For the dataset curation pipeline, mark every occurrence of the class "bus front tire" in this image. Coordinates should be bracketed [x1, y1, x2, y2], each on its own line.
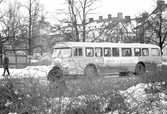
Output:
[135, 63, 146, 75]
[84, 65, 98, 77]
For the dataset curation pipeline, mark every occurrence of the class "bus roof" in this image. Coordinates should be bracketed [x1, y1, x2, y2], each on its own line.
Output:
[53, 42, 160, 49]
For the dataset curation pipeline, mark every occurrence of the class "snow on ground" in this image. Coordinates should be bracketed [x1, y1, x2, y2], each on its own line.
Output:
[120, 83, 167, 113]
[0, 65, 53, 78]
[0, 65, 167, 113]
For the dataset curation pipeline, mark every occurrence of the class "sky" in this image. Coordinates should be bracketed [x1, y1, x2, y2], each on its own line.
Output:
[2, 0, 167, 22]
[39, 0, 162, 20]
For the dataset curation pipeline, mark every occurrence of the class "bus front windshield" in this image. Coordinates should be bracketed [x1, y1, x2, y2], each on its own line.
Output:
[53, 48, 71, 58]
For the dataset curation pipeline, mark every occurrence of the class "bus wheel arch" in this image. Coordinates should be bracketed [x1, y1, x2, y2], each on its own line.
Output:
[84, 64, 98, 77]
[135, 62, 146, 75]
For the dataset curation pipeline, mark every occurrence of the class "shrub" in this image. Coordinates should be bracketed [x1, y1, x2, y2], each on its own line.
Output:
[0, 78, 31, 114]
[140, 70, 167, 95]
[0, 71, 143, 114]
[125, 70, 167, 113]
[0, 77, 51, 114]
[141, 70, 167, 84]
[64, 99, 101, 114]
[104, 91, 129, 113]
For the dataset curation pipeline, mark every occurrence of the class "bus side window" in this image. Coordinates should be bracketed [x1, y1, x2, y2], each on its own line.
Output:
[73, 48, 77, 56]
[134, 48, 141, 56]
[112, 48, 119, 57]
[73, 48, 83, 57]
[95, 47, 103, 57]
[122, 48, 132, 56]
[142, 48, 149, 56]
[86, 47, 94, 57]
[104, 48, 111, 57]
[151, 48, 160, 56]
[78, 48, 82, 56]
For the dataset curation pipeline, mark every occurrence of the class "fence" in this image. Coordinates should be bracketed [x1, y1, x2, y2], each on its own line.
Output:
[0, 54, 28, 69]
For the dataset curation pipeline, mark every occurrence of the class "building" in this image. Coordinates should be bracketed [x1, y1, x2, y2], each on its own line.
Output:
[85, 12, 136, 43]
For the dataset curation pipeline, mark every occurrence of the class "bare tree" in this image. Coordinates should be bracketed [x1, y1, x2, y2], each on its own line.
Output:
[0, 0, 9, 62]
[148, 1, 167, 54]
[55, 0, 99, 42]
[0, 1, 23, 51]
[0, 0, 5, 19]
[131, 1, 167, 54]
[21, 0, 45, 61]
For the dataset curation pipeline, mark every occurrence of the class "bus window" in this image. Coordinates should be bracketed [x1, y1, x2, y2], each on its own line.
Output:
[73, 48, 83, 57]
[73, 48, 77, 56]
[134, 48, 141, 56]
[112, 48, 119, 57]
[78, 48, 82, 56]
[95, 47, 103, 57]
[53, 48, 71, 58]
[86, 47, 94, 57]
[122, 48, 132, 56]
[104, 48, 111, 57]
[151, 48, 160, 56]
[142, 48, 149, 56]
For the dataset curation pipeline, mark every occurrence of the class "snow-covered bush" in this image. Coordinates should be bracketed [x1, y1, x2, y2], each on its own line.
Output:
[0, 78, 32, 114]
[0, 77, 51, 114]
[140, 70, 167, 90]
[1, 65, 167, 114]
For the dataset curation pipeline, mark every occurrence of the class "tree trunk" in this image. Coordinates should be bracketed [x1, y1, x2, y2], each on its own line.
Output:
[0, 42, 2, 63]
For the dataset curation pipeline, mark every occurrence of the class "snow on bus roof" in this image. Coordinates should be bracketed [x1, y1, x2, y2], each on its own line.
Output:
[53, 42, 159, 48]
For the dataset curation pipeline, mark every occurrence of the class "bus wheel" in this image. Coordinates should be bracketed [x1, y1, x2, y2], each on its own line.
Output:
[84, 65, 98, 77]
[135, 63, 146, 75]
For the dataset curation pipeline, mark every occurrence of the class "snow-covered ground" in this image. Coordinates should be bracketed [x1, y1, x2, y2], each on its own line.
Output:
[0, 65, 53, 79]
[0, 65, 167, 114]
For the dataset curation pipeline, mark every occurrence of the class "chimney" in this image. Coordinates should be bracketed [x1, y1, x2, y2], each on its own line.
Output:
[108, 14, 112, 20]
[89, 18, 94, 22]
[117, 12, 123, 19]
[99, 16, 103, 21]
[157, 0, 165, 7]
[125, 16, 131, 22]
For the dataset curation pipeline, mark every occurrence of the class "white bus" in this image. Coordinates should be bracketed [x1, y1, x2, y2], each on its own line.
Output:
[51, 42, 162, 77]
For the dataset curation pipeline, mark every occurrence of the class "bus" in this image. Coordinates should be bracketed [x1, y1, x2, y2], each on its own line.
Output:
[50, 42, 162, 77]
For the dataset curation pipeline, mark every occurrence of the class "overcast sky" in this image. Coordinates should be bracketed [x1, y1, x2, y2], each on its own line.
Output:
[2, 0, 167, 22]
[40, 0, 161, 19]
